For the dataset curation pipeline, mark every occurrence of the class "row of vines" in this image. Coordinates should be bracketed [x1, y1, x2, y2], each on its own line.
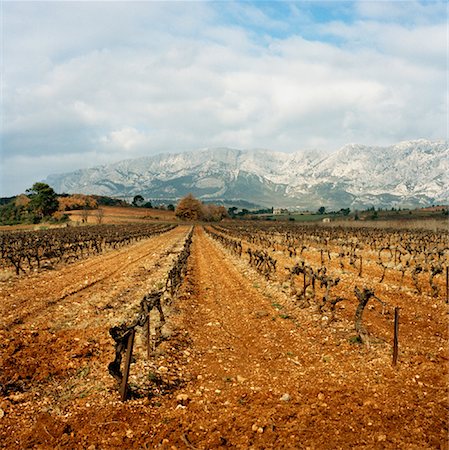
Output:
[108, 227, 194, 400]
[206, 221, 448, 343]
[0, 223, 176, 274]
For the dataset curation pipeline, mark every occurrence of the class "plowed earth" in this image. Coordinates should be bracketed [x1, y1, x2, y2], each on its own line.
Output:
[0, 225, 447, 449]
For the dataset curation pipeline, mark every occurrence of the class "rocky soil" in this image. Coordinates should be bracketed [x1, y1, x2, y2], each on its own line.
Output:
[0, 225, 447, 449]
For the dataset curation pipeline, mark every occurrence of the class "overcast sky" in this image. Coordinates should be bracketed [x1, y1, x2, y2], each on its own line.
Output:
[1, 0, 447, 196]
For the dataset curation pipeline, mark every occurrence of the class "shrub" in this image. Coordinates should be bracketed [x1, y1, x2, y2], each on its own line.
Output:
[175, 194, 228, 221]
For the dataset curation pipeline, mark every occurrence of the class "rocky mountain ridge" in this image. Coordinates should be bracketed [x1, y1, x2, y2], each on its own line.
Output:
[46, 139, 448, 209]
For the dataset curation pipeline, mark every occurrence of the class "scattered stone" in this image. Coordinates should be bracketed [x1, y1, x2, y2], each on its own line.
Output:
[158, 366, 168, 373]
[0, 409, 4, 419]
[126, 428, 134, 439]
[236, 375, 246, 383]
[9, 393, 25, 403]
[317, 392, 325, 401]
[377, 434, 387, 442]
[280, 393, 291, 402]
[176, 394, 189, 405]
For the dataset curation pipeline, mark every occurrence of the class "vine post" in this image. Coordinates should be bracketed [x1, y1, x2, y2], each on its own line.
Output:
[392, 307, 399, 366]
[120, 329, 135, 401]
[147, 314, 151, 359]
[446, 266, 449, 303]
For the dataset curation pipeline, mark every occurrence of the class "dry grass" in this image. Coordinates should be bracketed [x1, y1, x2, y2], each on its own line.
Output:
[64, 206, 176, 224]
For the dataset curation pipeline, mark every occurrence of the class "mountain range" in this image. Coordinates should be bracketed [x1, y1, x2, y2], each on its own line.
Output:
[46, 139, 448, 210]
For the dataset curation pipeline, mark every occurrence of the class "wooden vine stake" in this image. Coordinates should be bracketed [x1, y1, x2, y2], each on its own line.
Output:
[446, 266, 448, 304]
[120, 329, 135, 401]
[147, 314, 151, 359]
[392, 307, 399, 366]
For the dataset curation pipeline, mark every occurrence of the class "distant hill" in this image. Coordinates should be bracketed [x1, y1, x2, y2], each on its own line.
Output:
[45, 139, 448, 210]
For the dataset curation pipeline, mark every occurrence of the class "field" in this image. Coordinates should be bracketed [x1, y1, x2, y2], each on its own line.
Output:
[66, 206, 176, 225]
[264, 206, 448, 226]
[0, 211, 447, 449]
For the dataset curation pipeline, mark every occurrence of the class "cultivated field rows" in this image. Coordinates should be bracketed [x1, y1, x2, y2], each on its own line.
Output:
[0, 222, 447, 448]
[208, 223, 448, 334]
[0, 225, 192, 447]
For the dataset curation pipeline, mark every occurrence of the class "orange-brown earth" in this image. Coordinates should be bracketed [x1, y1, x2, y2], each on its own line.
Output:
[67, 206, 176, 225]
[0, 225, 447, 449]
[0, 206, 176, 232]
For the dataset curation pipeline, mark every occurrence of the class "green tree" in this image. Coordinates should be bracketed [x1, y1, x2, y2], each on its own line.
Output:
[26, 182, 58, 221]
[318, 206, 326, 215]
[132, 195, 145, 207]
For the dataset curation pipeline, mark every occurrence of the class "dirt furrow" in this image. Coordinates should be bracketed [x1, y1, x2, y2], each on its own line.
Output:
[0, 226, 187, 329]
[151, 226, 447, 449]
[0, 225, 192, 447]
[0, 224, 447, 449]
[180, 226, 311, 389]
[207, 225, 448, 366]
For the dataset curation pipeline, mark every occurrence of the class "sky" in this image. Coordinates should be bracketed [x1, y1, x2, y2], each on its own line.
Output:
[1, 0, 447, 196]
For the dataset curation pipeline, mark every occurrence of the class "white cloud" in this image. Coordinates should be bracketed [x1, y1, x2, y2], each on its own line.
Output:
[355, 0, 447, 24]
[100, 127, 149, 152]
[1, 1, 447, 196]
[321, 20, 446, 68]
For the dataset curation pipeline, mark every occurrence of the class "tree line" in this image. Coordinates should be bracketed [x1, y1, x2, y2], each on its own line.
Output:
[0, 183, 62, 225]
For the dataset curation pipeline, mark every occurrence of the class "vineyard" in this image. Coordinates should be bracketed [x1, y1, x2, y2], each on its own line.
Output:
[206, 222, 448, 334]
[0, 223, 175, 275]
[0, 219, 447, 448]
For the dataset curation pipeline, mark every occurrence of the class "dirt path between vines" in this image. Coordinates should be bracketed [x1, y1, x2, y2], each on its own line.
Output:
[0, 225, 447, 449]
[154, 226, 447, 449]
[0, 226, 191, 447]
[0, 226, 188, 330]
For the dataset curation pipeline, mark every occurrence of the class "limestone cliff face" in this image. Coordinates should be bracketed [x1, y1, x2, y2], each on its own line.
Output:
[45, 140, 448, 209]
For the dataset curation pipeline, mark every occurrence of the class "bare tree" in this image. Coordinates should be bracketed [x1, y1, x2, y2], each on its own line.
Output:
[95, 208, 105, 224]
[80, 206, 90, 224]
